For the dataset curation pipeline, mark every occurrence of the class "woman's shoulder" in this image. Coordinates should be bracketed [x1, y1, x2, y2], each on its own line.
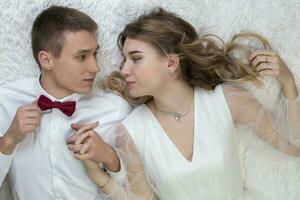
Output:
[121, 104, 150, 147]
[122, 104, 148, 125]
[194, 84, 227, 101]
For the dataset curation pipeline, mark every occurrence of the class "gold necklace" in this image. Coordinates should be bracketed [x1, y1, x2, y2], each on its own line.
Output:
[155, 102, 193, 121]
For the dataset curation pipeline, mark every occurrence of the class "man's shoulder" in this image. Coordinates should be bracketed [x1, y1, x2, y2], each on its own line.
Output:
[0, 77, 37, 91]
[83, 88, 131, 112]
[79, 88, 132, 122]
[88, 88, 128, 104]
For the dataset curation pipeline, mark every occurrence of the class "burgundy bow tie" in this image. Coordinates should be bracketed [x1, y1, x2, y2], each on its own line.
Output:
[37, 95, 76, 117]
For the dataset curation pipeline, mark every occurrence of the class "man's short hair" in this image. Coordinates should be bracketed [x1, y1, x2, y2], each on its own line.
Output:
[31, 6, 98, 67]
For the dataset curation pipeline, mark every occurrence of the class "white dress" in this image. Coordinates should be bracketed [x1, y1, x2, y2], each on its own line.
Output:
[114, 84, 300, 200]
[121, 86, 267, 199]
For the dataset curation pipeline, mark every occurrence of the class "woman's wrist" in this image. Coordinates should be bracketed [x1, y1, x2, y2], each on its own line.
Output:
[101, 176, 122, 198]
[282, 78, 298, 101]
[99, 173, 110, 189]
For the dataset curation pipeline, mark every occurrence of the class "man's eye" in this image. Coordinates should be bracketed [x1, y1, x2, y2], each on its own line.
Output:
[77, 55, 86, 61]
[94, 51, 100, 57]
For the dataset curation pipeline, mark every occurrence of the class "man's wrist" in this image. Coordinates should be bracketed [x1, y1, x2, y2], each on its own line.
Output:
[0, 134, 18, 155]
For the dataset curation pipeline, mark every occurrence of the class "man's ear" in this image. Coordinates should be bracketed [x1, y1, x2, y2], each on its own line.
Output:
[166, 54, 180, 75]
[38, 50, 53, 70]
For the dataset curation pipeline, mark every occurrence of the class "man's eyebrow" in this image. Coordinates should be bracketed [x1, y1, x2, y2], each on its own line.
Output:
[77, 45, 100, 54]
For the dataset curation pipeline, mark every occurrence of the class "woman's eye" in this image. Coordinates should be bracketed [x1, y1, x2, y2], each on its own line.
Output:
[119, 56, 126, 69]
[132, 57, 141, 62]
[120, 60, 125, 70]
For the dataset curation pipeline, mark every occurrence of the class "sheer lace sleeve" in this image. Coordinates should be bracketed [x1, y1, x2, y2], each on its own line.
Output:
[100, 124, 155, 200]
[222, 83, 300, 156]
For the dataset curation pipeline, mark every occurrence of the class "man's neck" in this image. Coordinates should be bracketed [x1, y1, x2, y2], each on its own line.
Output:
[40, 75, 73, 99]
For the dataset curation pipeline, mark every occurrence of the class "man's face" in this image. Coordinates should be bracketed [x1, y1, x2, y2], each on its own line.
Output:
[42, 30, 100, 98]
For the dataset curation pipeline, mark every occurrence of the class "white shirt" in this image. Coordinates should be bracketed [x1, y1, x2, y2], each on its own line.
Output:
[0, 77, 131, 200]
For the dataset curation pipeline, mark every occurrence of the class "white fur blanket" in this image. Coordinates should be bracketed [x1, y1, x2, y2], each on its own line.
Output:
[0, 0, 299, 199]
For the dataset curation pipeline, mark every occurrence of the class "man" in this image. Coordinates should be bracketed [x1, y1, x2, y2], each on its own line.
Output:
[0, 6, 130, 199]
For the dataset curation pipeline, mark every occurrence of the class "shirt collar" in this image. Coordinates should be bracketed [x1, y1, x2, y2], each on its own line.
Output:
[34, 76, 84, 103]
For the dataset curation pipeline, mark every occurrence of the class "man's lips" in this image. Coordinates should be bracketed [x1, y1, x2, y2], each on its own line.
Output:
[82, 78, 95, 85]
[83, 78, 94, 82]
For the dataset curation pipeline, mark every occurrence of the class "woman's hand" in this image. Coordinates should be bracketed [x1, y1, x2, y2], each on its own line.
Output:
[249, 50, 295, 86]
[249, 50, 298, 100]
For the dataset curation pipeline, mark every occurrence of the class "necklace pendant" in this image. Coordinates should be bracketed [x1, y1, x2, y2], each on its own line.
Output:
[174, 115, 180, 121]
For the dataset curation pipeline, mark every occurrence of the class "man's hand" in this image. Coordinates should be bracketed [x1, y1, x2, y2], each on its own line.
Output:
[0, 101, 42, 154]
[66, 122, 121, 172]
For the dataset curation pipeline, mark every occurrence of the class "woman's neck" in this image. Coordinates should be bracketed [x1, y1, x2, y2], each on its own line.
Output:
[151, 81, 194, 113]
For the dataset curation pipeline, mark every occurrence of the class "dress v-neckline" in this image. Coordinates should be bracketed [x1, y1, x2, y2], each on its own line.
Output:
[143, 89, 199, 164]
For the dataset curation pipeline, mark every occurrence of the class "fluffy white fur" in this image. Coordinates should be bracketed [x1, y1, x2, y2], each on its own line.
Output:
[0, 0, 299, 199]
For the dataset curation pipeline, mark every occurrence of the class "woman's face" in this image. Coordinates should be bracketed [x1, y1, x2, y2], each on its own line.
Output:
[121, 38, 169, 97]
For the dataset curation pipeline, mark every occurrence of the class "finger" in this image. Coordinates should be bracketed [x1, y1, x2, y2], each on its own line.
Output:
[71, 123, 82, 131]
[251, 55, 265, 67]
[23, 110, 42, 119]
[23, 125, 39, 133]
[79, 141, 90, 155]
[71, 121, 99, 131]
[67, 144, 83, 152]
[31, 100, 40, 108]
[251, 55, 275, 67]
[74, 153, 89, 161]
[258, 70, 279, 77]
[23, 118, 41, 126]
[256, 63, 273, 72]
[66, 134, 76, 144]
[73, 122, 99, 136]
[66, 131, 92, 144]
[249, 50, 277, 61]
[89, 131, 104, 143]
[75, 131, 91, 145]
[22, 103, 42, 112]
[67, 144, 75, 152]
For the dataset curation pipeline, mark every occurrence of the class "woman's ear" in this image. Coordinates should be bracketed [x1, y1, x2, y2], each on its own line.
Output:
[38, 50, 53, 71]
[166, 54, 180, 76]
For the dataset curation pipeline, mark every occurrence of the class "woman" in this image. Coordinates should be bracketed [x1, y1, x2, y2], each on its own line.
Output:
[67, 8, 300, 199]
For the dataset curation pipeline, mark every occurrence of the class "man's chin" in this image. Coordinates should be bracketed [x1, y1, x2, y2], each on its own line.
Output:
[76, 87, 93, 94]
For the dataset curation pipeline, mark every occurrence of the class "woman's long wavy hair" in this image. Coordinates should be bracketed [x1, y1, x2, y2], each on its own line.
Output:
[103, 7, 272, 104]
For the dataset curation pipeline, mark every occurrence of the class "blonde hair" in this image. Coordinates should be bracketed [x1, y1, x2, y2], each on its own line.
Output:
[103, 8, 271, 104]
